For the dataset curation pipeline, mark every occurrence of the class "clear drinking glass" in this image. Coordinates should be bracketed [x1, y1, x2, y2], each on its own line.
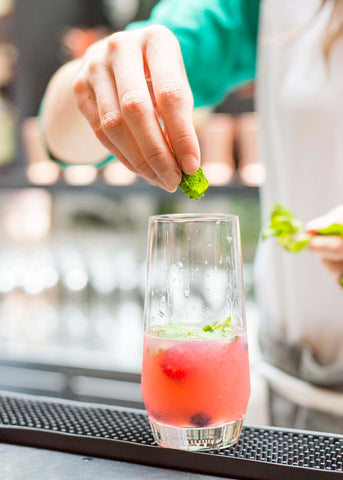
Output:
[141, 214, 250, 451]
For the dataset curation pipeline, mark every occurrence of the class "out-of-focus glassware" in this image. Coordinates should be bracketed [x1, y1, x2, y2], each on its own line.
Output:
[200, 114, 235, 186]
[2, 189, 51, 241]
[0, 93, 15, 165]
[63, 165, 97, 185]
[22, 117, 60, 185]
[0, 0, 14, 19]
[237, 113, 266, 186]
[142, 214, 250, 451]
[102, 0, 139, 27]
[103, 162, 136, 186]
[0, 43, 17, 87]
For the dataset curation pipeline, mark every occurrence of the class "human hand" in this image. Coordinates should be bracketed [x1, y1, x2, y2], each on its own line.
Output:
[306, 205, 343, 284]
[72, 26, 200, 192]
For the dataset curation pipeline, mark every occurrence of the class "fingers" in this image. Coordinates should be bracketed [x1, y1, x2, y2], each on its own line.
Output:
[308, 235, 343, 282]
[306, 205, 343, 234]
[72, 28, 199, 191]
[72, 76, 115, 154]
[73, 74, 152, 182]
[145, 26, 200, 174]
[306, 207, 343, 281]
[108, 31, 181, 192]
[321, 259, 343, 276]
[306, 216, 327, 235]
[87, 63, 161, 186]
[308, 235, 343, 261]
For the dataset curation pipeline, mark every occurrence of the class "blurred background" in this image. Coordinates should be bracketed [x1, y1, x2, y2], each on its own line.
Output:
[0, 0, 266, 421]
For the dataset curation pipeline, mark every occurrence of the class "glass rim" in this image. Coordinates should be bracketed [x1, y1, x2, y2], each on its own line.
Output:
[149, 213, 238, 223]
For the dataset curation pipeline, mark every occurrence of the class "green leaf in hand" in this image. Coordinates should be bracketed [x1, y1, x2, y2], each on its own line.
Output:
[278, 234, 310, 252]
[179, 167, 209, 199]
[263, 204, 343, 289]
[317, 224, 343, 236]
[262, 204, 309, 252]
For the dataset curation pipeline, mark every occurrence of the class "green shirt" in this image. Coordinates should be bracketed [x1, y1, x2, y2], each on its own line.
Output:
[43, 0, 259, 167]
[129, 0, 259, 108]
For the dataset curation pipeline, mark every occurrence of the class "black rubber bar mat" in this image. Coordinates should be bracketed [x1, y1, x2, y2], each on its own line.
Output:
[0, 392, 342, 479]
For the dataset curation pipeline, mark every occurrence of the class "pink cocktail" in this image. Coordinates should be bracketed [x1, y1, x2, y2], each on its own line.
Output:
[142, 323, 250, 449]
[144, 214, 249, 450]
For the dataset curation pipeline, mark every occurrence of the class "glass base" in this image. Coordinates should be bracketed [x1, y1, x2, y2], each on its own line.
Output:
[149, 417, 243, 451]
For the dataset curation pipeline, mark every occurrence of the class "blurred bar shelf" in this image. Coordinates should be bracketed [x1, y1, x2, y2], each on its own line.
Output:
[0, 167, 259, 197]
[0, 352, 143, 408]
[0, 13, 14, 32]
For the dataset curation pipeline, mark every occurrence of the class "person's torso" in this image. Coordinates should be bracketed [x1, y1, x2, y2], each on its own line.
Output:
[256, 0, 343, 364]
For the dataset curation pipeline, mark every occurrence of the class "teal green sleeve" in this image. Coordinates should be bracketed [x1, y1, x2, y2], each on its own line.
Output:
[128, 0, 260, 108]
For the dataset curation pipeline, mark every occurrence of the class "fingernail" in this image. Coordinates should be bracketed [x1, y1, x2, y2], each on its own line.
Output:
[161, 170, 181, 191]
[181, 155, 200, 174]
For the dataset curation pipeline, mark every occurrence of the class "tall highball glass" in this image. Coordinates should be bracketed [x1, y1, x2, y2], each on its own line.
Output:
[142, 214, 250, 451]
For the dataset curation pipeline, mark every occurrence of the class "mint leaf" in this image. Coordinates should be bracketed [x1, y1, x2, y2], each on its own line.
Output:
[263, 204, 343, 289]
[263, 204, 343, 250]
[261, 227, 279, 240]
[179, 167, 209, 199]
[262, 204, 309, 252]
[203, 316, 232, 334]
[202, 325, 214, 332]
[317, 223, 343, 236]
[152, 323, 233, 339]
[221, 316, 232, 329]
[279, 233, 310, 252]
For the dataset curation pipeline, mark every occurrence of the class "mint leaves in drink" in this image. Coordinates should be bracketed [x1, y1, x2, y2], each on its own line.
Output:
[179, 167, 209, 199]
[202, 317, 232, 334]
[151, 320, 233, 340]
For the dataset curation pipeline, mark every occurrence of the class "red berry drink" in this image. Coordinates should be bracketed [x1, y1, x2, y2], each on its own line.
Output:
[141, 322, 250, 450]
[144, 213, 249, 450]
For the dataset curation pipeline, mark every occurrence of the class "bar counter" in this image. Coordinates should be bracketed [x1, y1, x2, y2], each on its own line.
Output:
[0, 391, 342, 479]
[0, 443, 223, 480]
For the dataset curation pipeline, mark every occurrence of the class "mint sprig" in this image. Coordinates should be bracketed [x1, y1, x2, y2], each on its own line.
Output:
[262, 203, 343, 288]
[179, 167, 209, 199]
[151, 321, 233, 339]
[203, 317, 232, 334]
[262, 204, 309, 252]
[316, 223, 343, 236]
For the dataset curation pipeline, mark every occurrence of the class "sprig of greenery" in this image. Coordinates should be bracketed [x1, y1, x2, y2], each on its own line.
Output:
[263, 203, 343, 287]
[315, 224, 343, 236]
[151, 322, 233, 339]
[203, 317, 231, 334]
[262, 204, 309, 252]
[179, 167, 209, 199]
[263, 204, 343, 250]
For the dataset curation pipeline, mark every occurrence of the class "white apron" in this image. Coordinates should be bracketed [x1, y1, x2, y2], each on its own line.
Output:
[256, 0, 343, 365]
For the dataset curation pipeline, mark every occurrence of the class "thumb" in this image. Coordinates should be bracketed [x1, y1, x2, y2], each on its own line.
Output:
[305, 215, 328, 234]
